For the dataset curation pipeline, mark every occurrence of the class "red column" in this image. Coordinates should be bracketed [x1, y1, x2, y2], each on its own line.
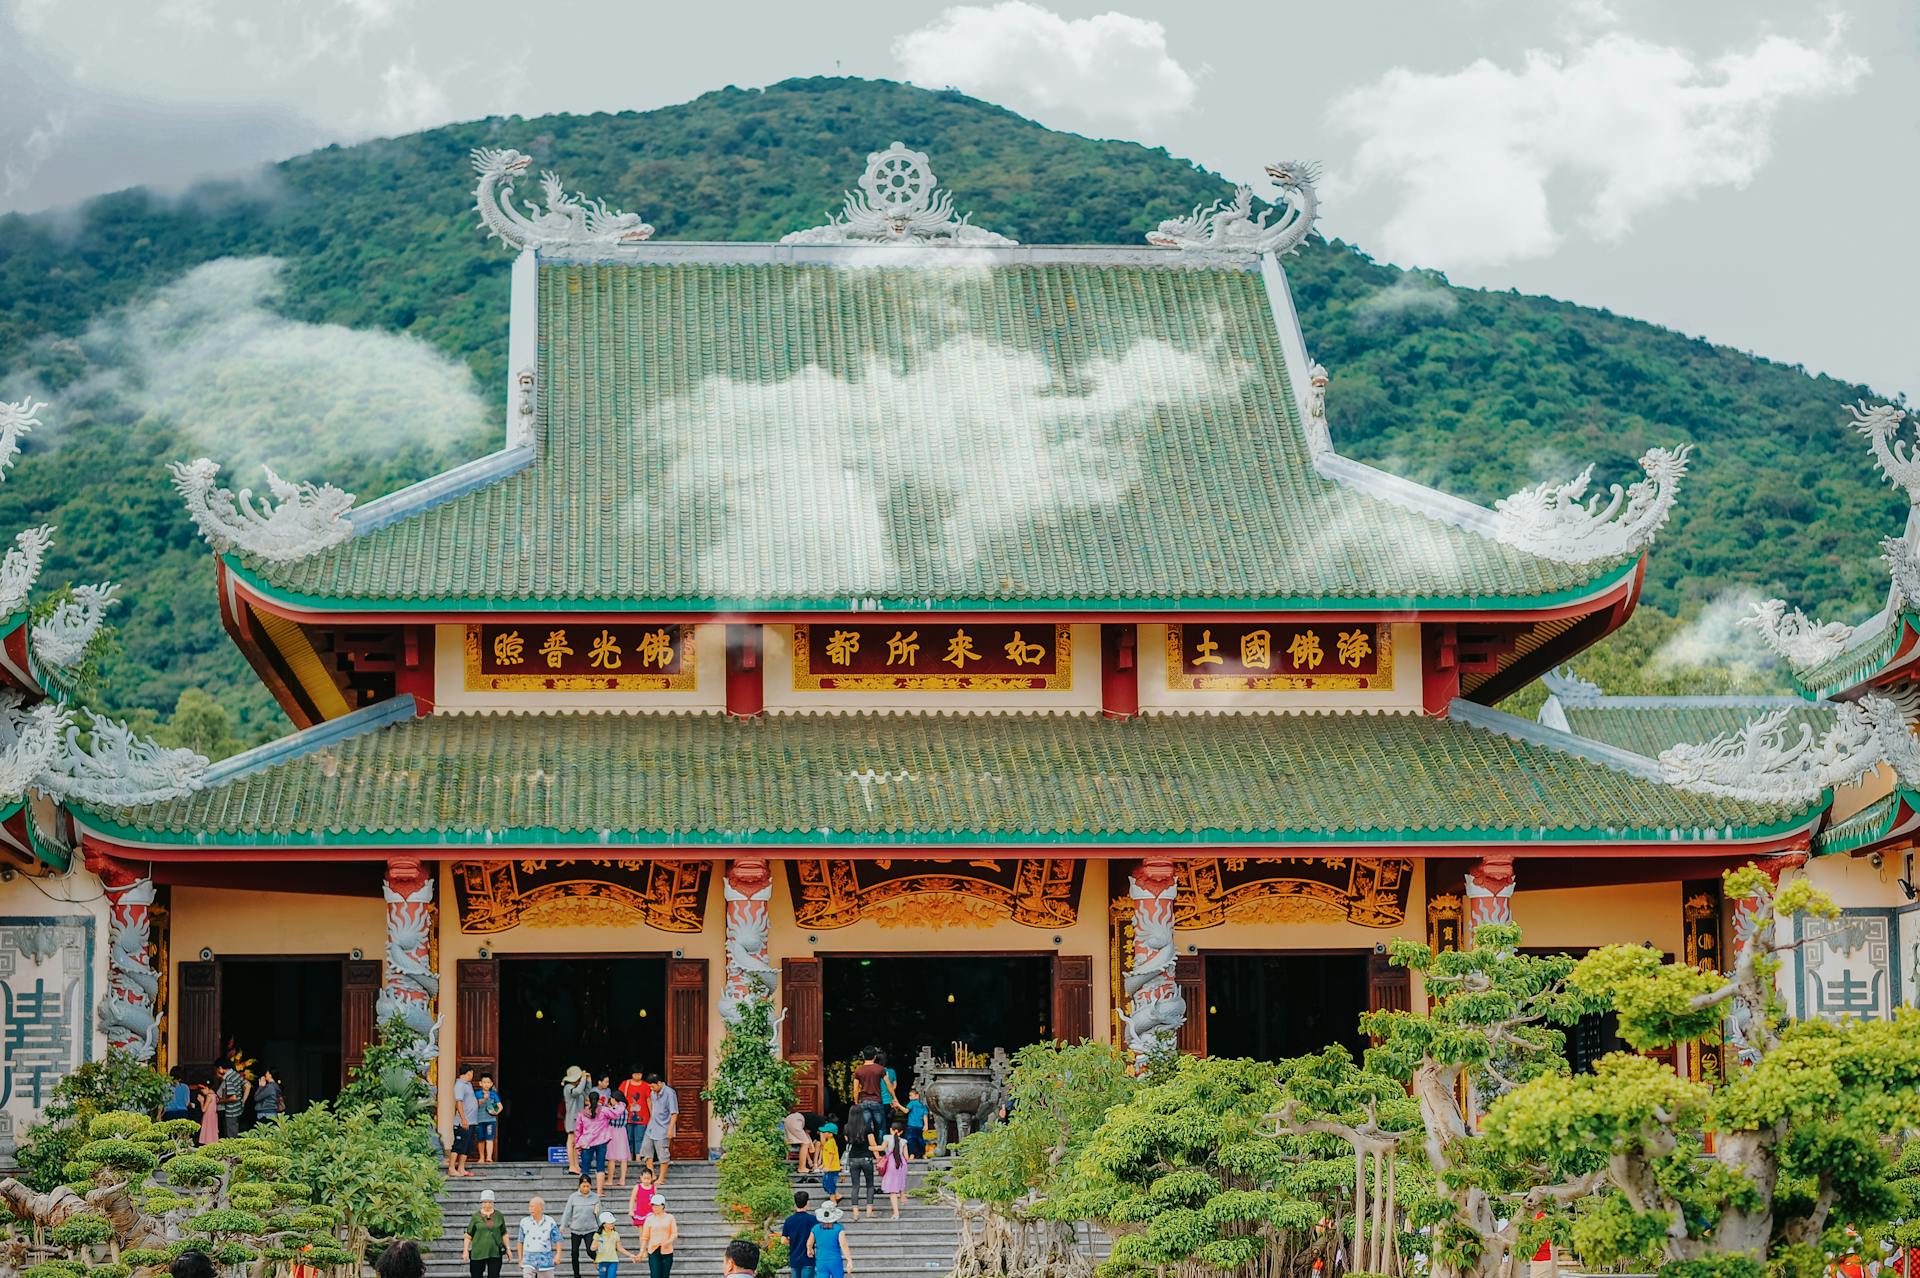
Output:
[726, 625, 764, 718]
[721, 859, 775, 1025]
[1123, 857, 1183, 1069]
[1102, 624, 1139, 719]
[1463, 854, 1516, 933]
[86, 847, 159, 1063]
[380, 858, 437, 1078]
[393, 625, 435, 713]
[1422, 623, 1459, 716]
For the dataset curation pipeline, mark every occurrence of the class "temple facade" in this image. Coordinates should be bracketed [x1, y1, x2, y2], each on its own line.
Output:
[2, 144, 1914, 1158]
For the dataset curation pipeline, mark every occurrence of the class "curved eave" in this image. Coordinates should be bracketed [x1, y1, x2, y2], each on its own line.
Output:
[0, 611, 50, 700]
[69, 807, 1823, 859]
[1813, 790, 1919, 857]
[1793, 612, 1920, 701]
[223, 552, 1641, 625]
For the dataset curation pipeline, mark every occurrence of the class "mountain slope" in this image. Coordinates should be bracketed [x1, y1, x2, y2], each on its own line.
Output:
[0, 77, 1896, 739]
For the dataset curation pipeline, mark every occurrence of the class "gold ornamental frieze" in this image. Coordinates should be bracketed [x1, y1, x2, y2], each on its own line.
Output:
[786, 858, 1084, 930]
[453, 858, 711, 933]
[1174, 856, 1413, 929]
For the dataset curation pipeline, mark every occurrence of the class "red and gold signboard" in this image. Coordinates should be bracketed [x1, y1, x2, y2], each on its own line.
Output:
[1165, 622, 1392, 691]
[464, 623, 697, 691]
[792, 623, 1071, 691]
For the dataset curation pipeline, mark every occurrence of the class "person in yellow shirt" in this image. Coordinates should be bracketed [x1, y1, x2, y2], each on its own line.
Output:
[591, 1212, 637, 1278]
[816, 1122, 842, 1200]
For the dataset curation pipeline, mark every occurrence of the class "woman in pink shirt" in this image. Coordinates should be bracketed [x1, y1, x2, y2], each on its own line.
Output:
[575, 1092, 615, 1194]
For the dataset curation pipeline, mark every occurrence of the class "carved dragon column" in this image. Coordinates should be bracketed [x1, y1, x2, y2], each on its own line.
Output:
[1122, 858, 1184, 1071]
[721, 859, 776, 1026]
[380, 859, 439, 1090]
[1463, 854, 1517, 934]
[86, 849, 159, 1063]
[1725, 853, 1806, 1067]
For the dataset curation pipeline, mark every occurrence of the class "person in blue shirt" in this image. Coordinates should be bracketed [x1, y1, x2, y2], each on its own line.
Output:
[780, 1191, 817, 1278]
[807, 1202, 852, 1278]
[901, 1087, 929, 1160]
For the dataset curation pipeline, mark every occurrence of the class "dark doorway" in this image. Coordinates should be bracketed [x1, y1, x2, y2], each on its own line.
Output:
[820, 955, 1051, 1113]
[1203, 952, 1370, 1062]
[496, 957, 667, 1162]
[217, 959, 343, 1118]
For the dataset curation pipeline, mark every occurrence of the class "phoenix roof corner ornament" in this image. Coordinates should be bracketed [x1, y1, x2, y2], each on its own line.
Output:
[0, 525, 53, 619]
[1740, 599, 1855, 672]
[1658, 702, 1879, 805]
[1491, 444, 1693, 566]
[780, 142, 1016, 247]
[168, 458, 356, 564]
[472, 148, 657, 252]
[32, 582, 120, 670]
[1541, 666, 1604, 708]
[1148, 160, 1320, 255]
[0, 398, 43, 480]
[42, 711, 208, 809]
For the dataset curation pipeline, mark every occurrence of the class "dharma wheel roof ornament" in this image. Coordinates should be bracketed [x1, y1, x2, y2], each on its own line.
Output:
[472, 148, 656, 253]
[1147, 160, 1320, 255]
[169, 459, 356, 564]
[1490, 444, 1693, 566]
[780, 142, 1016, 247]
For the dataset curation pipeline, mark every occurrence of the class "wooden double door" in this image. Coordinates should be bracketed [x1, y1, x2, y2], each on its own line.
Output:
[175, 956, 381, 1099]
[1173, 950, 1410, 1058]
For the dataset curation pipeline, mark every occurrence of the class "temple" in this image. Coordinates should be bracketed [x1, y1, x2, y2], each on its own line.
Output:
[2, 143, 1914, 1157]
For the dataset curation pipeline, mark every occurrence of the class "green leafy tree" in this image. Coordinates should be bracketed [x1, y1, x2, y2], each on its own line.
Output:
[1358, 924, 1608, 1278]
[261, 1100, 444, 1262]
[706, 987, 797, 1276]
[1483, 868, 1920, 1274]
[13, 1051, 172, 1194]
[154, 687, 248, 761]
[335, 1015, 435, 1122]
[939, 1040, 1136, 1278]
[704, 985, 796, 1128]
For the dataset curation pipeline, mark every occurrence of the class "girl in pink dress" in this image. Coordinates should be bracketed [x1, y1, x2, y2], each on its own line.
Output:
[604, 1090, 632, 1187]
[195, 1083, 219, 1146]
[878, 1119, 909, 1217]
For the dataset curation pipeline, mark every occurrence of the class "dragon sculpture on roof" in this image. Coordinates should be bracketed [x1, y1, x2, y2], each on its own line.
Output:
[169, 458, 356, 564]
[1491, 444, 1693, 566]
[1148, 160, 1320, 255]
[472, 147, 656, 252]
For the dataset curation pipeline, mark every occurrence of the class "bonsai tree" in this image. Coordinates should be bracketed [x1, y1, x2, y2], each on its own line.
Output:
[1483, 867, 1920, 1276]
[12, 1051, 172, 1193]
[939, 1040, 1136, 1278]
[1358, 923, 1608, 1278]
[335, 1016, 434, 1122]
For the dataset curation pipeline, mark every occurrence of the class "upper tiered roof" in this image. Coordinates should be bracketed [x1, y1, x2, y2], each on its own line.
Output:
[182, 144, 1690, 618]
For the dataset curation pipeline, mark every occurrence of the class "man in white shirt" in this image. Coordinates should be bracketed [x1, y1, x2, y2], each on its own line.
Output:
[519, 1196, 563, 1278]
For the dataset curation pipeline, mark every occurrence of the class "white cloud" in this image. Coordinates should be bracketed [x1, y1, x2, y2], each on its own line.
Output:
[892, 1, 1196, 133]
[1651, 589, 1780, 681]
[1330, 17, 1868, 270]
[372, 48, 450, 136]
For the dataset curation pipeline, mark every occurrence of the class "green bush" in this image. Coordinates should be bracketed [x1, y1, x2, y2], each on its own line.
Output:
[119, 1248, 169, 1270]
[86, 1113, 150, 1141]
[85, 1264, 131, 1278]
[187, 1207, 266, 1235]
[154, 1120, 202, 1143]
[49, 1214, 113, 1248]
[23, 1261, 86, 1278]
[75, 1139, 159, 1176]
[209, 1243, 256, 1266]
[161, 1154, 222, 1188]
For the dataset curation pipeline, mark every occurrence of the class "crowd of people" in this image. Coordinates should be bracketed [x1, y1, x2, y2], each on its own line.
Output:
[444, 1065, 680, 1193]
[781, 1049, 925, 1221]
[461, 1181, 753, 1278]
[158, 1062, 287, 1142]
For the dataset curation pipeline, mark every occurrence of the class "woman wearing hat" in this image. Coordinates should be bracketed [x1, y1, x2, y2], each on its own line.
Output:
[562, 1067, 592, 1175]
[464, 1188, 510, 1278]
[807, 1202, 852, 1278]
[639, 1193, 678, 1278]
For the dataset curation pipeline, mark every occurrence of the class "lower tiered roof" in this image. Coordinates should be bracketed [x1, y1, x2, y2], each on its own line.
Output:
[70, 700, 1818, 852]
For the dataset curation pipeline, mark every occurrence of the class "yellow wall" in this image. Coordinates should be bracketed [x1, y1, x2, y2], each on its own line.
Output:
[1796, 852, 1912, 909]
[1510, 880, 1683, 956]
[1830, 763, 1893, 823]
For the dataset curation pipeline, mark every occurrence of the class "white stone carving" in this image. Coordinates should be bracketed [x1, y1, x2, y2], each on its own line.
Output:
[1148, 161, 1320, 256]
[1658, 702, 1880, 804]
[98, 875, 159, 1062]
[1740, 598, 1856, 672]
[0, 693, 68, 800]
[31, 582, 119, 670]
[472, 148, 656, 252]
[0, 525, 53, 618]
[1491, 444, 1693, 565]
[1849, 401, 1920, 501]
[42, 712, 208, 808]
[781, 142, 1015, 247]
[1302, 362, 1331, 453]
[1541, 665, 1604, 707]
[168, 458, 355, 563]
[511, 367, 537, 448]
[1882, 523, 1920, 614]
[0, 398, 42, 480]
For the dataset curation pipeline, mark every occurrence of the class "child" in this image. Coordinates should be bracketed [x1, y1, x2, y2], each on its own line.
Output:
[816, 1122, 841, 1199]
[475, 1075, 503, 1165]
[628, 1169, 657, 1227]
[902, 1088, 929, 1160]
[592, 1212, 637, 1278]
[808, 1202, 852, 1278]
[878, 1118, 909, 1220]
[605, 1090, 632, 1188]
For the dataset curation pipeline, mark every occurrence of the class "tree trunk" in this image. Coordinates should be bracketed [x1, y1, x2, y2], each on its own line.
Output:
[1410, 1062, 1508, 1278]
[0, 1177, 168, 1251]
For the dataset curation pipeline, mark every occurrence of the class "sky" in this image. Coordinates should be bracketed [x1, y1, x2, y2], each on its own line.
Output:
[4, 0, 1916, 401]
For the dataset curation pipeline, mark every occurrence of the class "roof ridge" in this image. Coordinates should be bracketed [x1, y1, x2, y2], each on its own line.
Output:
[1568, 694, 1831, 709]
[203, 695, 417, 786]
[349, 446, 536, 537]
[1447, 697, 1666, 782]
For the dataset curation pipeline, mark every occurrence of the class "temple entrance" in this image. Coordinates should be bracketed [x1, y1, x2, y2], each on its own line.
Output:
[494, 956, 667, 1161]
[216, 958, 344, 1119]
[818, 954, 1053, 1113]
[1199, 952, 1372, 1062]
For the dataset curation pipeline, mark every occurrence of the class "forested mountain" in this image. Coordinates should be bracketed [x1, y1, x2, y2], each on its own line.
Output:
[0, 76, 1898, 743]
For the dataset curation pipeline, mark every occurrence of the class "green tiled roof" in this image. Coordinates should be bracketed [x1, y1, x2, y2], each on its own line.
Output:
[1559, 700, 1838, 759]
[244, 255, 1622, 611]
[79, 705, 1815, 849]
[1813, 792, 1908, 856]
[1791, 611, 1911, 698]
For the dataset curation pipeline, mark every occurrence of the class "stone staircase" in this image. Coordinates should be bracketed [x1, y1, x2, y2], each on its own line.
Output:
[426, 1160, 965, 1278]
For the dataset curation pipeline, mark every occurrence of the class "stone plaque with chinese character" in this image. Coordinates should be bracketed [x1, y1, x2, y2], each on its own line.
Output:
[464, 624, 696, 691]
[1794, 908, 1899, 1022]
[1165, 623, 1392, 690]
[792, 623, 1071, 691]
[0, 916, 94, 1154]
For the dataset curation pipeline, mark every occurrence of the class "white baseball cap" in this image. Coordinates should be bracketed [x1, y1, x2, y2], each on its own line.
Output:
[651, 1195, 666, 1207]
[480, 1190, 495, 1202]
[599, 1213, 615, 1225]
